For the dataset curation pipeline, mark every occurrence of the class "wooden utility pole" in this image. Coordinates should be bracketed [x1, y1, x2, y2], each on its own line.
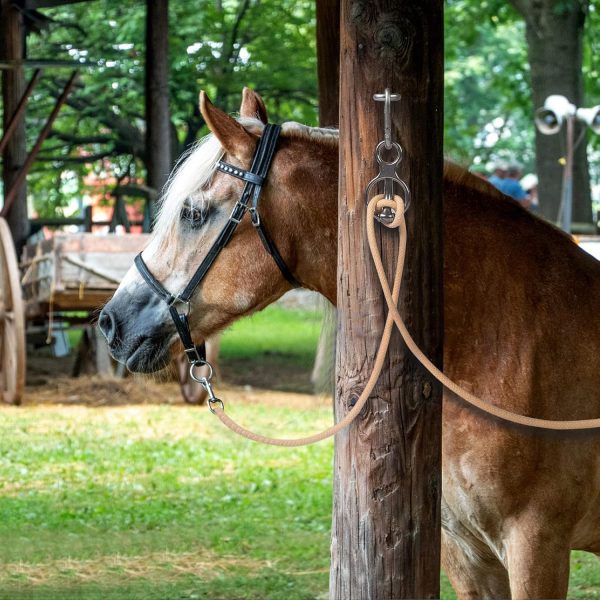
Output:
[1, 0, 29, 250]
[145, 0, 171, 218]
[316, 0, 340, 128]
[331, 1, 444, 598]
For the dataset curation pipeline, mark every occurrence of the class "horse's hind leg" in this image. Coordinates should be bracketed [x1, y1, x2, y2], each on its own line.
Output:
[505, 524, 570, 599]
[442, 526, 510, 599]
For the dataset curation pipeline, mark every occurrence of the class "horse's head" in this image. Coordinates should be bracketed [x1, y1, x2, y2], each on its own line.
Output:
[99, 89, 338, 372]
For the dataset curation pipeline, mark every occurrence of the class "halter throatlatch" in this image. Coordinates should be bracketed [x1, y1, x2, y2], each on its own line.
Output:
[135, 123, 299, 401]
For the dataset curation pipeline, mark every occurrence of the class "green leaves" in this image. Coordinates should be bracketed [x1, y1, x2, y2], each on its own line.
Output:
[24, 0, 317, 215]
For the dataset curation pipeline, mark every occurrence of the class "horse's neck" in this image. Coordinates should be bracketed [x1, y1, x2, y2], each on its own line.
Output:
[286, 136, 339, 303]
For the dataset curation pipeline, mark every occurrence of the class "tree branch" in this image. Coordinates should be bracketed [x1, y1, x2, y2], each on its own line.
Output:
[36, 151, 114, 163]
[49, 132, 113, 144]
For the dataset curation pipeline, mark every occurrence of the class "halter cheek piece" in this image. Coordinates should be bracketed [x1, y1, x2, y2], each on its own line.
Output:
[134, 123, 300, 368]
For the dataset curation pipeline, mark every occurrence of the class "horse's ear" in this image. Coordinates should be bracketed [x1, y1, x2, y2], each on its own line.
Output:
[240, 87, 268, 124]
[199, 91, 256, 161]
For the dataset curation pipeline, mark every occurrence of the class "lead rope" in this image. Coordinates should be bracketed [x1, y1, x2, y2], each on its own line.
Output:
[209, 194, 404, 446]
[207, 192, 600, 444]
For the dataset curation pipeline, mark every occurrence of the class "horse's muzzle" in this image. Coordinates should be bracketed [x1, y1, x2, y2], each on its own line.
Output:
[98, 289, 173, 373]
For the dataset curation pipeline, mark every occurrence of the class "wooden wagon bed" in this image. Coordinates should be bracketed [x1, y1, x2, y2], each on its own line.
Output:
[0, 220, 209, 406]
[20, 233, 149, 317]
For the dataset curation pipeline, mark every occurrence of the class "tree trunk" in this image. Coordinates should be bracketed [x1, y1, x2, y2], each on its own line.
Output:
[145, 0, 171, 216]
[332, 0, 443, 598]
[1, 0, 29, 250]
[511, 0, 591, 225]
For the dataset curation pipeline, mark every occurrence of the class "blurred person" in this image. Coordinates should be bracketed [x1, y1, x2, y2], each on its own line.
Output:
[495, 164, 529, 205]
[520, 173, 539, 213]
[488, 162, 507, 189]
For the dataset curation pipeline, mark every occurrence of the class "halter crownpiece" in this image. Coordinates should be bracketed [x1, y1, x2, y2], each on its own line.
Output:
[135, 123, 300, 384]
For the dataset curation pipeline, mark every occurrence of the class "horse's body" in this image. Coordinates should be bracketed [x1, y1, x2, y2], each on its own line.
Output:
[100, 89, 600, 598]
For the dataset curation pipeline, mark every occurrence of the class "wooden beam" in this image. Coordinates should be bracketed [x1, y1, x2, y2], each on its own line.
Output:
[20, 0, 94, 10]
[0, 68, 42, 155]
[316, 0, 340, 127]
[145, 0, 171, 219]
[1, 71, 78, 218]
[0, 60, 83, 69]
[332, 0, 444, 597]
[1, 0, 29, 249]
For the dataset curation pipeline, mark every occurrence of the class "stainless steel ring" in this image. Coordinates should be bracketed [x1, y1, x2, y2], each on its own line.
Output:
[376, 141, 403, 166]
[208, 398, 225, 414]
[189, 361, 214, 383]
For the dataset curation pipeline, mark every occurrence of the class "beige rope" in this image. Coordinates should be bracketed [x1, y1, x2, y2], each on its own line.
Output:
[212, 197, 405, 446]
[212, 193, 600, 444]
[367, 197, 600, 431]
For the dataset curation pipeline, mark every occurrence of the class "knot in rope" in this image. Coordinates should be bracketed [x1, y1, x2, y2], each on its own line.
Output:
[373, 193, 405, 229]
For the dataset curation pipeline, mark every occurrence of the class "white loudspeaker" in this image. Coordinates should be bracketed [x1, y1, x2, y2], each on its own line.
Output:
[534, 95, 576, 135]
[576, 106, 600, 134]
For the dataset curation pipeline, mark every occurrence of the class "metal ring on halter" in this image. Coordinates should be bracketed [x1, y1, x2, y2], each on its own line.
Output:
[189, 361, 214, 383]
[168, 296, 191, 316]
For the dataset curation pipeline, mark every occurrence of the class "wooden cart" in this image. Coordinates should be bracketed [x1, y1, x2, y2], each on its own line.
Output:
[0, 218, 207, 405]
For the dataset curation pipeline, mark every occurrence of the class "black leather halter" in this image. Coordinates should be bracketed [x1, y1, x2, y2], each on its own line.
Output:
[134, 123, 299, 366]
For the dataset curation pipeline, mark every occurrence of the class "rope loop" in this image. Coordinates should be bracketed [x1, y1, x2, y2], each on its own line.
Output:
[209, 194, 600, 445]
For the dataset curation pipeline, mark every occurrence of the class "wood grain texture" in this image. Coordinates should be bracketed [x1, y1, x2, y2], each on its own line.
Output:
[145, 0, 171, 212]
[1, 0, 29, 250]
[316, 0, 341, 128]
[331, 1, 443, 597]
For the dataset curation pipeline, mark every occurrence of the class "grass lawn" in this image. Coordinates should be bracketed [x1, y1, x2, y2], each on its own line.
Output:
[5, 305, 599, 598]
[219, 305, 324, 393]
[0, 402, 598, 599]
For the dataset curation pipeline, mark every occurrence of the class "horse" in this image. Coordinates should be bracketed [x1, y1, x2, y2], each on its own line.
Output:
[99, 88, 600, 599]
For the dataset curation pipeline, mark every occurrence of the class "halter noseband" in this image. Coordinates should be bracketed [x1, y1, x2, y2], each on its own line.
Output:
[134, 123, 300, 367]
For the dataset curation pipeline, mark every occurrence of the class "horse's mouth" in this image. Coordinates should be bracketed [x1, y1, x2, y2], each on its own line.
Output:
[125, 336, 172, 373]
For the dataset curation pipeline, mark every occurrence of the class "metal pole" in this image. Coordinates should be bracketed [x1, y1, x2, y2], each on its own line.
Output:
[561, 115, 575, 233]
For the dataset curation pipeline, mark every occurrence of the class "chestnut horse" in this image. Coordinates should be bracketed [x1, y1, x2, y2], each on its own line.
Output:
[100, 89, 600, 599]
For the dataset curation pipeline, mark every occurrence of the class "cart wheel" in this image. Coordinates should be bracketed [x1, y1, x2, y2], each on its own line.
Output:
[0, 218, 25, 405]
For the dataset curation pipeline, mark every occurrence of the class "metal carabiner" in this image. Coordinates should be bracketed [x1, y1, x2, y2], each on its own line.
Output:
[373, 89, 401, 150]
[365, 141, 411, 218]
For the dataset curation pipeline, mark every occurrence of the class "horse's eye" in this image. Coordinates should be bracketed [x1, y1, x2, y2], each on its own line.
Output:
[181, 202, 210, 229]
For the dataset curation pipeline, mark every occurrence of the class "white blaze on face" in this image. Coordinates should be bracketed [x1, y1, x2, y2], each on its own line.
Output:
[113, 133, 226, 304]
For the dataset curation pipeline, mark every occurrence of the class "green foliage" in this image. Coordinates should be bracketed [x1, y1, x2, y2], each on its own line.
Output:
[24, 0, 317, 216]
[17, 0, 599, 214]
[444, 0, 534, 170]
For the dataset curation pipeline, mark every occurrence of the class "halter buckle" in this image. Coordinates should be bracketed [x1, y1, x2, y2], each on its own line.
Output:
[228, 200, 248, 224]
[185, 347, 207, 365]
[249, 207, 261, 226]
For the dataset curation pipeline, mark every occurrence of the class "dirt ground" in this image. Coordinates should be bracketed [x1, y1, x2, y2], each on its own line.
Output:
[24, 348, 324, 407]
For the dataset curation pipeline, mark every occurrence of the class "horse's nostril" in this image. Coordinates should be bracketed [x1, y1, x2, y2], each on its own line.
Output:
[98, 307, 117, 346]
